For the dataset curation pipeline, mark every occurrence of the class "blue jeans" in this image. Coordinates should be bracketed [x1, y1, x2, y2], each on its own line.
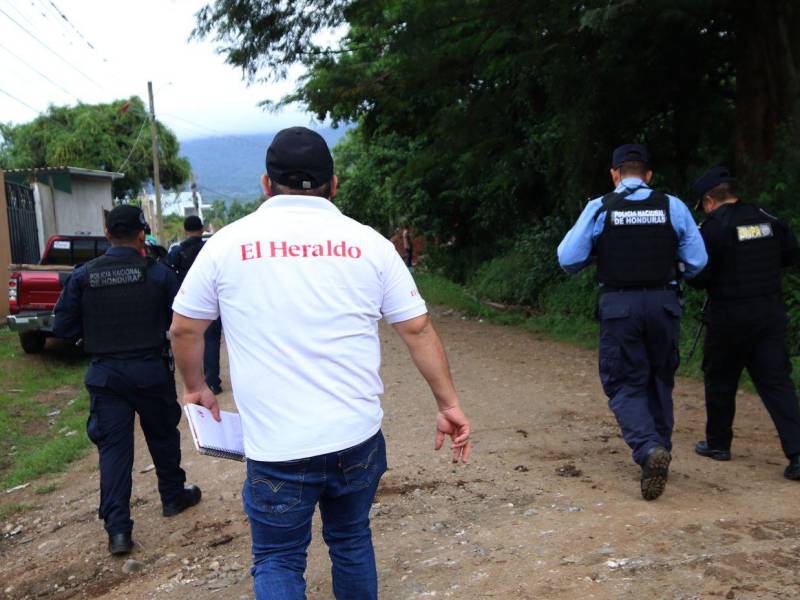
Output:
[243, 431, 387, 600]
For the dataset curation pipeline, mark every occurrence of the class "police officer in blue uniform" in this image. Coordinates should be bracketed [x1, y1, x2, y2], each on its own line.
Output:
[558, 144, 708, 500]
[54, 205, 202, 555]
[166, 216, 223, 394]
[687, 167, 800, 480]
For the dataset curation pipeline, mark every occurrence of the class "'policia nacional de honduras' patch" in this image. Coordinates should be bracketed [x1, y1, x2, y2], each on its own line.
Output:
[610, 209, 667, 226]
[736, 223, 773, 242]
[89, 266, 146, 288]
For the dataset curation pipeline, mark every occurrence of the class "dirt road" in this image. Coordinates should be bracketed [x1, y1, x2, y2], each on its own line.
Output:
[2, 307, 800, 599]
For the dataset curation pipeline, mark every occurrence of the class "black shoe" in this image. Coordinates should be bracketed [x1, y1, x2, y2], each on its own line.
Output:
[163, 484, 202, 517]
[694, 441, 731, 461]
[641, 446, 671, 501]
[108, 532, 134, 555]
[208, 384, 223, 395]
[784, 456, 800, 481]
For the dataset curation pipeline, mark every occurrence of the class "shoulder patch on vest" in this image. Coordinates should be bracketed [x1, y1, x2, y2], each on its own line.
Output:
[736, 222, 773, 242]
[609, 209, 667, 226]
[88, 265, 146, 288]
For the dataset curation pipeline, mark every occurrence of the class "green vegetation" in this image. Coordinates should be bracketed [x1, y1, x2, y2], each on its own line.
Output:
[0, 328, 91, 490]
[0, 97, 190, 197]
[195, 0, 800, 350]
[33, 483, 59, 495]
[0, 503, 34, 520]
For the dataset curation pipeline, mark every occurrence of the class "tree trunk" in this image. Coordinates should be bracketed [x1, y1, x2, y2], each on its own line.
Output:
[734, 0, 800, 174]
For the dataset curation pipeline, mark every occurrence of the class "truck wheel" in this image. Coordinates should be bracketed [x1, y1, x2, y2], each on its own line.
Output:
[19, 332, 47, 354]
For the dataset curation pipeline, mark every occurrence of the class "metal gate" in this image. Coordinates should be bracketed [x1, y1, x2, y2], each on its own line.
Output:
[5, 180, 40, 264]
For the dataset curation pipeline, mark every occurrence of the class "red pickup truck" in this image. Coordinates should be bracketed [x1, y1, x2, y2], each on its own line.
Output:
[7, 235, 111, 353]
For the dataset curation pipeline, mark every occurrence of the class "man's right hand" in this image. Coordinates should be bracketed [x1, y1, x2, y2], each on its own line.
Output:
[183, 385, 221, 422]
[435, 405, 471, 463]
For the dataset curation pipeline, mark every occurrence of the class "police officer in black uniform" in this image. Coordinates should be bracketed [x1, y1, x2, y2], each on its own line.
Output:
[166, 215, 223, 394]
[54, 205, 202, 555]
[688, 167, 800, 480]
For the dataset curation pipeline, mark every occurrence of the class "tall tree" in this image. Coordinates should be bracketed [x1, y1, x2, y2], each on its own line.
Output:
[0, 97, 191, 198]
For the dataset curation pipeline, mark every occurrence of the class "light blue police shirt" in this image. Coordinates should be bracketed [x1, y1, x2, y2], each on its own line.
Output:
[556, 177, 708, 278]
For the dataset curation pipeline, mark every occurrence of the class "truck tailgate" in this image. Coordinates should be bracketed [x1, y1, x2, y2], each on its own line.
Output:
[17, 271, 67, 310]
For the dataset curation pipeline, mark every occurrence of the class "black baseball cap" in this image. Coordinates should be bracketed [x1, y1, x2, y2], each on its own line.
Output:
[612, 144, 650, 168]
[266, 126, 334, 190]
[184, 215, 203, 232]
[692, 166, 735, 202]
[106, 205, 146, 236]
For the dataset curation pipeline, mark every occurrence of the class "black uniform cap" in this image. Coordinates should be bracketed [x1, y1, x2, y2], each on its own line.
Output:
[692, 166, 735, 201]
[612, 144, 650, 168]
[266, 126, 334, 190]
[184, 215, 203, 232]
[106, 205, 147, 236]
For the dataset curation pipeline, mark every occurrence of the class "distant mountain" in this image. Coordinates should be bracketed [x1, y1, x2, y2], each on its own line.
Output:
[178, 127, 349, 204]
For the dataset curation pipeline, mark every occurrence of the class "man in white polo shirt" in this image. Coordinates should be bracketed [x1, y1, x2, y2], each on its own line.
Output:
[170, 126, 471, 600]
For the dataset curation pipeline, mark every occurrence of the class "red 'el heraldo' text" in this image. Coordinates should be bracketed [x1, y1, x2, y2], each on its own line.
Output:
[241, 240, 363, 261]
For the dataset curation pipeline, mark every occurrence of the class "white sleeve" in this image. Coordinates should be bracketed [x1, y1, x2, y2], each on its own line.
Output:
[171, 241, 220, 320]
[380, 242, 427, 324]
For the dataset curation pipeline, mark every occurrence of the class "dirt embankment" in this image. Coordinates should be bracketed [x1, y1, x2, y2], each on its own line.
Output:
[2, 308, 800, 599]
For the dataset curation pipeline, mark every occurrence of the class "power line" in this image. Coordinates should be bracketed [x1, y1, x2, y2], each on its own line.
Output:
[116, 116, 150, 173]
[46, 0, 100, 53]
[0, 6, 104, 89]
[0, 41, 80, 101]
[0, 86, 40, 113]
[4, 0, 37, 30]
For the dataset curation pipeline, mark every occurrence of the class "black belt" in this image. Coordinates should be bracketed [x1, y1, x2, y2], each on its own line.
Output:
[600, 284, 678, 294]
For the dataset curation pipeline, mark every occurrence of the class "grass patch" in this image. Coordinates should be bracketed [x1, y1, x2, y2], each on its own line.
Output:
[415, 271, 800, 389]
[34, 483, 59, 495]
[0, 503, 34, 520]
[0, 328, 92, 489]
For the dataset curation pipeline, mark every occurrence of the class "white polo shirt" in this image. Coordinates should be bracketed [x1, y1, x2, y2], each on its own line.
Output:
[172, 195, 427, 461]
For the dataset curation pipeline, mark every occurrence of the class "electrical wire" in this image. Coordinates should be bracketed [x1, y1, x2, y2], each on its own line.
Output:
[0, 41, 80, 101]
[0, 86, 39, 113]
[4, 0, 37, 30]
[0, 6, 104, 88]
[116, 116, 150, 173]
[46, 0, 99, 52]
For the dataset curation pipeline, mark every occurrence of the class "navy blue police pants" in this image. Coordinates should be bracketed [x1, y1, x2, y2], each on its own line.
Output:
[703, 297, 800, 458]
[598, 289, 682, 465]
[204, 317, 222, 389]
[85, 356, 186, 535]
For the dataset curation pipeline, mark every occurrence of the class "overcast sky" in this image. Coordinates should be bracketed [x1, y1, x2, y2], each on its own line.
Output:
[0, 0, 316, 139]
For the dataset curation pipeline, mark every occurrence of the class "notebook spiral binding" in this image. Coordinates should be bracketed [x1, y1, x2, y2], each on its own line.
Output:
[199, 447, 246, 462]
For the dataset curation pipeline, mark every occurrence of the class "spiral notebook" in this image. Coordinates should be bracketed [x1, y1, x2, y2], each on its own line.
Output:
[184, 404, 246, 462]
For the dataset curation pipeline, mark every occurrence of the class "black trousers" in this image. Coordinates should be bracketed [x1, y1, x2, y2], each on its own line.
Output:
[85, 356, 186, 535]
[703, 297, 800, 458]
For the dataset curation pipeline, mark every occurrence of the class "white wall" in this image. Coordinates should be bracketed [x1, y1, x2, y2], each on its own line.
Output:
[51, 177, 113, 237]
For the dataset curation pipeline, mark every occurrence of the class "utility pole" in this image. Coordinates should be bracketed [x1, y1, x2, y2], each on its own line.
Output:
[147, 81, 164, 244]
[191, 172, 199, 217]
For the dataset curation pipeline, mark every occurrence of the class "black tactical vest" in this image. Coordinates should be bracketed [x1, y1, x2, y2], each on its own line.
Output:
[595, 190, 678, 287]
[80, 253, 168, 355]
[705, 203, 782, 301]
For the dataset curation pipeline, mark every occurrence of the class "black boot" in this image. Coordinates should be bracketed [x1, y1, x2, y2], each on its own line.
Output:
[162, 484, 202, 517]
[641, 446, 671, 501]
[108, 532, 134, 555]
[695, 440, 731, 461]
[784, 456, 800, 481]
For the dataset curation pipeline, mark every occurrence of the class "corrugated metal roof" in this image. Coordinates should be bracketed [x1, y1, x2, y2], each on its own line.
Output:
[3, 166, 124, 180]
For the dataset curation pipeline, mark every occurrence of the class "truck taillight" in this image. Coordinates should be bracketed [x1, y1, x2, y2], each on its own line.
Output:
[8, 274, 19, 314]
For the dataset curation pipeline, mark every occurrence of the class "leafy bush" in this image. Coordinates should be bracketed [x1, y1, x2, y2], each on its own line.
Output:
[467, 217, 570, 306]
